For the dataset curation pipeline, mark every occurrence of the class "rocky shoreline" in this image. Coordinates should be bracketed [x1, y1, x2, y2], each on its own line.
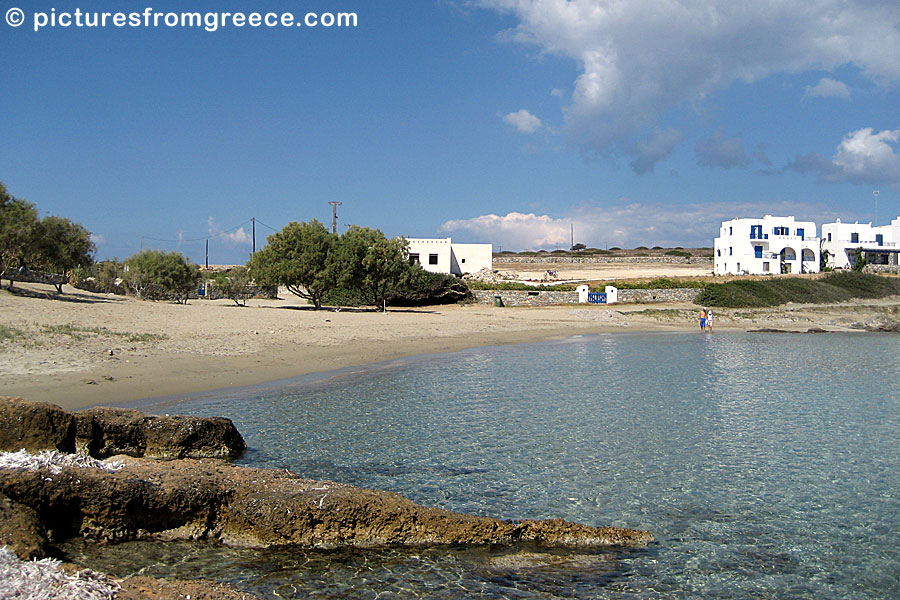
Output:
[0, 397, 652, 599]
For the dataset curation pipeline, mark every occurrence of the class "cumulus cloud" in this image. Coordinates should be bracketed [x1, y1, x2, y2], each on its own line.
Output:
[805, 77, 850, 99]
[630, 128, 683, 174]
[440, 212, 568, 249]
[208, 217, 253, 245]
[788, 127, 900, 186]
[439, 200, 840, 250]
[478, 0, 900, 163]
[696, 129, 752, 170]
[502, 109, 543, 134]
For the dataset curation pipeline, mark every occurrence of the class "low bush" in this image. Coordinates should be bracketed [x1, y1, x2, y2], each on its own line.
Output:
[323, 271, 471, 307]
[695, 272, 900, 308]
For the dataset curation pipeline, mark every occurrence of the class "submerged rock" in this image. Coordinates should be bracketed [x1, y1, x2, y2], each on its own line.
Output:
[0, 455, 652, 550]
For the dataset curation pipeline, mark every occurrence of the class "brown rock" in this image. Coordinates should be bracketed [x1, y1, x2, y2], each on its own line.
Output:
[0, 397, 76, 453]
[75, 407, 246, 460]
[0, 491, 49, 560]
[0, 456, 652, 550]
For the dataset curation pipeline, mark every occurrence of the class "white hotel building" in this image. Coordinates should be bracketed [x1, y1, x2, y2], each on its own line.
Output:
[714, 216, 821, 275]
[821, 217, 900, 270]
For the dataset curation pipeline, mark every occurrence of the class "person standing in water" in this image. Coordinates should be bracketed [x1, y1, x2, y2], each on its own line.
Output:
[699, 307, 707, 332]
[707, 308, 714, 332]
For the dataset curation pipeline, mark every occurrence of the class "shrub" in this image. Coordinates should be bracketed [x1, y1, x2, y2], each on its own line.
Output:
[665, 250, 692, 258]
[695, 273, 900, 308]
[210, 266, 253, 306]
[123, 250, 200, 304]
[324, 270, 471, 307]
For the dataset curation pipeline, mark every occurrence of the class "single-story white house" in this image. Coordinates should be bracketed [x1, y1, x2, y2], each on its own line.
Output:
[714, 215, 820, 275]
[405, 237, 493, 277]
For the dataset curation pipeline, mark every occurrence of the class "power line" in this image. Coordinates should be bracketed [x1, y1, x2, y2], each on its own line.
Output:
[141, 219, 254, 244]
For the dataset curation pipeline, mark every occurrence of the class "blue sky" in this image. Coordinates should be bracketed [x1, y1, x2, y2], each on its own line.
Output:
[2, 0, 899, 263]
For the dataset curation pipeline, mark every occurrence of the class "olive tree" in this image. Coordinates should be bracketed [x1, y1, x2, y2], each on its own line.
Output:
[335, 226, 410, 311]
[124, 249, 201, 304]
[0, 183, 40, 288]
[33, 216, 95, 293]
[212, 266, 252, 306]
[247, 220, 337, 309]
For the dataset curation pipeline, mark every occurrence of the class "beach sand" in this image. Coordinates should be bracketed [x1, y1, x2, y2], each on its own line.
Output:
[1, 282, 895, 411]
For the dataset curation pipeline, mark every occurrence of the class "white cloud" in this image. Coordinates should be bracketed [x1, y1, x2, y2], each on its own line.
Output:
[696, 129, 752, 170]
[208, 217, 253, 245]
[788, 127, 900, 186]
[502, 109, 543, 134]
[805, 77, 850, 99]
[439, 201, 840, 250]
[440, 212, 569, 248]
[478, 0, 900, 161]
[89, 233, 105, 245]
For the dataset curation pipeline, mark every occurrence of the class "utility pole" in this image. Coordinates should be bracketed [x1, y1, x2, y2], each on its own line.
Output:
[329, 202, 342, 234]
[874, 190, 879, 225]
[205, 239, 209, 269]
[251, 217, 256, 255]
[570, 224, 574, 250]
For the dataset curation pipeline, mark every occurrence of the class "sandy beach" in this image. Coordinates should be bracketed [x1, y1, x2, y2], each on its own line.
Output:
[1, 282, 896, 411]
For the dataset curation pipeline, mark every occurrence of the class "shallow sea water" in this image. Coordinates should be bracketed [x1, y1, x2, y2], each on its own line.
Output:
[64, 332, 900, 599]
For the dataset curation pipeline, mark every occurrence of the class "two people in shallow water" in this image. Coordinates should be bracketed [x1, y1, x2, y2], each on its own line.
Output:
[699, 307, 713, 332]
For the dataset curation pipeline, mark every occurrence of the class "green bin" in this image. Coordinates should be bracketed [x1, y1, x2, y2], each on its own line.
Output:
[493, 295, 504, 307]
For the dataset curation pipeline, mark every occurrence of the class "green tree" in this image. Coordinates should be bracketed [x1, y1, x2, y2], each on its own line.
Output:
[92, 259, 124, 294]
[33, 216, 96, 293]
[212, 266, 252, 306]
[247, 220, 336, 309]
[124, 250, 201, 304]
[335, 226, 411, 311]
[0, 183, 41, 289]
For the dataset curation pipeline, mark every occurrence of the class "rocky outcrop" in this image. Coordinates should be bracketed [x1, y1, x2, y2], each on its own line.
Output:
[0, 491, 49, 560]
[0, 397, 76, 453]
[0, 397, 245, 460]
[0, 455, 652, 550]
[74, 407, 246, 460]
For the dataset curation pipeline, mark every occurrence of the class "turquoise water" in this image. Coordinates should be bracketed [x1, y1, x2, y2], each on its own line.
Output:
[66, 332, 900, 598]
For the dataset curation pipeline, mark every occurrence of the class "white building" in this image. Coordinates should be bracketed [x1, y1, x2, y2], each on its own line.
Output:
[714, 216, 820, 275]
[406, 237, 493, 276]
[821, 218, 900, 269]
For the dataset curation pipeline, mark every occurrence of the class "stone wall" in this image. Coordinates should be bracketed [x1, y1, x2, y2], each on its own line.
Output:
[863, 265, 900, 275]
[472, 288, 702, 306]
[618, 288, 703, 303]
[472, 290, 579, 306]
[494, 255, 712, 265]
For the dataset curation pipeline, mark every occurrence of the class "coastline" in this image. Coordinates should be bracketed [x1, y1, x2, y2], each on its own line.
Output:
[2, 283, 895, 412]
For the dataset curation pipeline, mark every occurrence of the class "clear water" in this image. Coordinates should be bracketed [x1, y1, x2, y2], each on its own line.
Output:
[63, 332, 900, 599]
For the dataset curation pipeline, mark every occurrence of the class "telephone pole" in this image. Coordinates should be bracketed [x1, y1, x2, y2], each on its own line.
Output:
[874, 190, 879, 225]
[329, 201, 342, 234]
[251, 217, 256, 255]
